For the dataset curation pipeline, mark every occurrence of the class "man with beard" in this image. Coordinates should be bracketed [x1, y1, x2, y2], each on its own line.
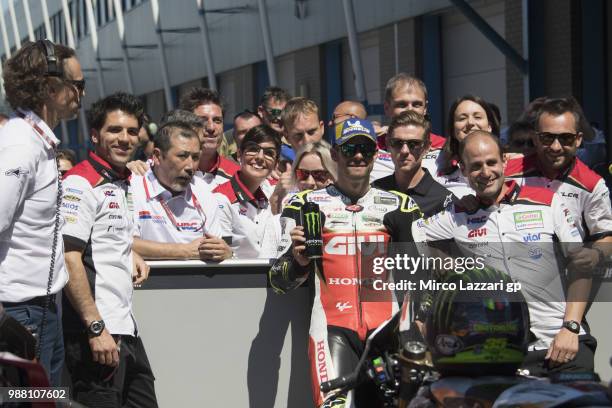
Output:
[506, 97, 612, 259]
[0, 40, 82, 385]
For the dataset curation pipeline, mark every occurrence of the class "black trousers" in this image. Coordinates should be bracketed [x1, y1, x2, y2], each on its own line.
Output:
[324, 326, 383, 408]
[64, 333, 158, 408]
[520, 333, 597, 377]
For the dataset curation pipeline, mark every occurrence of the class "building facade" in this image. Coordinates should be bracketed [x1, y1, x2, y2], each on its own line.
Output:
[0, 0, 609, 162]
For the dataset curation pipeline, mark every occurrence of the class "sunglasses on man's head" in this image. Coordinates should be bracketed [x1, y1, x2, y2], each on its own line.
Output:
[387, 139, 426, 152]
[338, 142, 377, 159]
[295, 169, 330, 183]
[329, 112, 358, 125]
[537, 132, 578, 147]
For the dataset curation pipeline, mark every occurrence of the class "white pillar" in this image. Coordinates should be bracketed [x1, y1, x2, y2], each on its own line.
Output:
[61, 0, 76, 48]
[112, 0, 134, 93]
[22, 0, 35, 42]
[85, 0, 105, 96]
[341, 0, 367, 103]
[150, 0, 174, 110]
[41, 0, 54, 40]
[257, 0, 277, 86]
[0, 1, 12, 57]
[196, 0, 217, 90]
[8, 0, 21, 49]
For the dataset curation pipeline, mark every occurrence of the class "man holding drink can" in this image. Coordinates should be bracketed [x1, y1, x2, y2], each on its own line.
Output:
[269, 119, 423, 407]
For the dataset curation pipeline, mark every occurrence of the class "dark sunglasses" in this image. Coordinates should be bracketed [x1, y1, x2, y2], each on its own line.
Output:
[537, 132, 578, 147]
[65, 78, 86, 94]
[264, 107, 283, 119]
[387, 139, 426, 152]
[295, 169, 330, 183]
[338, 143, 377, 159]
[242, 142, 278, 160]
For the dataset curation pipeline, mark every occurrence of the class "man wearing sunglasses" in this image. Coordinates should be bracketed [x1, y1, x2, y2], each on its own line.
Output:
[373, 111, 455, 218]
[269, 118, 423, 407]
[506, 97, 612, 264]
[131, 112, 230, 262]
[0, 40, 83, 386]
[258, 86, 290, 134]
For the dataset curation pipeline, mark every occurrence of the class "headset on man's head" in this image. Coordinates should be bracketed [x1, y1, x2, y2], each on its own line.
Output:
[37, 39, 63, 77]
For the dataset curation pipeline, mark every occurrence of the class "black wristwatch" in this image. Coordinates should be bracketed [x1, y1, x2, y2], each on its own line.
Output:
[562, 320, 580, 334]
[87, 320, 105, 337]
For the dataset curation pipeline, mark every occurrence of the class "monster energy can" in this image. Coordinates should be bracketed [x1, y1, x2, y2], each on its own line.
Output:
[302, 201, 323, 259]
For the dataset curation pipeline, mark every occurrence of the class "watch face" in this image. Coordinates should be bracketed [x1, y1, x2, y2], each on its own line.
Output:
[565, 321, 579, 333]
[90, 320, 104, 335]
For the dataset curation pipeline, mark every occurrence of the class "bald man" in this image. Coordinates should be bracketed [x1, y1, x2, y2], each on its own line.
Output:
[328, 101, 367, 127]
[413, 130, 594, 376]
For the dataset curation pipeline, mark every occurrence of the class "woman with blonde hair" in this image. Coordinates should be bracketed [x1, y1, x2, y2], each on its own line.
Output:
[269, 140, 337, 214]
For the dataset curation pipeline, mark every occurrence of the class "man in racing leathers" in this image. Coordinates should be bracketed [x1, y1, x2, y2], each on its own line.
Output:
[269, 118, 422, 407]
[412, 131, 594, 376]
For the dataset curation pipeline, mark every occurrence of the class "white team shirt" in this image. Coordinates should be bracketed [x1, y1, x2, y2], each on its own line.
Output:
[131, 168, 221, 243]
[213, 173, 278, 258]
[421, 149, 474, 198]
[0, 110, 68, 302]
[412, 182, 584, 350]
[370, 149, 395, 183]
[61, 153, 136, 335]
[194, 154, 240, 189]
[506, 154, 612, 240]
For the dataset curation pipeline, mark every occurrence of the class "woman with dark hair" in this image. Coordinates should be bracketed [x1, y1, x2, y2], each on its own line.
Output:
[213, 125, 282, 258]
[430, 94, 499, 198]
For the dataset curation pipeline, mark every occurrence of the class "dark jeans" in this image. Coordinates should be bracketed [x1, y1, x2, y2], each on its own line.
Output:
[64, 333, 158, 408]
[521, 334, 597, 377]
[3, 303, 64, 386]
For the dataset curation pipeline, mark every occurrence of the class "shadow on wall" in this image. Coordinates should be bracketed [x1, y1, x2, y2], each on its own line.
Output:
[247, 288, 312, 408]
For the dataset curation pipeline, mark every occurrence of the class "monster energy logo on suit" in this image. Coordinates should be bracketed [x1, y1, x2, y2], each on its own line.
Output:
[302, 201, 323, 258]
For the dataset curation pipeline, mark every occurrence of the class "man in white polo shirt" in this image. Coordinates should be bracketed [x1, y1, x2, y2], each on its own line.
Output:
[61, 92, 158, 406]
[413, 131, 594, 375]
[0, 40, 83, 385]
[132, 111, 231, 261]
